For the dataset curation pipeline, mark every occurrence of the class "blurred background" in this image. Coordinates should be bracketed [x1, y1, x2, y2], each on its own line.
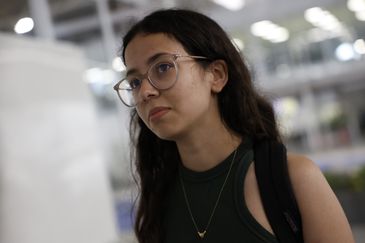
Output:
[0, 0, 364, 242]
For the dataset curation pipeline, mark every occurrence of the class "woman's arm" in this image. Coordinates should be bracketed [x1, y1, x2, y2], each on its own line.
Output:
[288, 154, 355, 243]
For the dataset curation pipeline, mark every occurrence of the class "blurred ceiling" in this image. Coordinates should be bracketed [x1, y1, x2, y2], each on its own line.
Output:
[0, 0, 363, 63]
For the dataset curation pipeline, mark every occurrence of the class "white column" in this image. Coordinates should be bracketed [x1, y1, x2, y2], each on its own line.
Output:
[0, 33, 118, 243]
[95, 0, 117, 63]
[300, 86, 322, 151]
[342, 98, 362, 144]
[28, 0, 55, 40]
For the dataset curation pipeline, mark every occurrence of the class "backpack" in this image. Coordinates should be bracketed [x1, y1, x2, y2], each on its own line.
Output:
[254, 140, 304, 243]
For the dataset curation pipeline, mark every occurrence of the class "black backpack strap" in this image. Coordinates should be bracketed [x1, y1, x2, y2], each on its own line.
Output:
[254, 140, 304, 243]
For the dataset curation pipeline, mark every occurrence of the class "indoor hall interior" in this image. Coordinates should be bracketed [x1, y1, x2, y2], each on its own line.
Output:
[0, 0, 365, 242]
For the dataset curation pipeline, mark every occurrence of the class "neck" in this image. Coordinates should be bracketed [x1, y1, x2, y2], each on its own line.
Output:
[176, 123, 242, 172]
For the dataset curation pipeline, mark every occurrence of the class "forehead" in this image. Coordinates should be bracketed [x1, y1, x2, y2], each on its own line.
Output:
[124, 33, 186, 67]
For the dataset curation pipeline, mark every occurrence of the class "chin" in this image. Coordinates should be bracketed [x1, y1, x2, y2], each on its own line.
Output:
[150, 126, 181, 141]
[153, 130, 178, 141]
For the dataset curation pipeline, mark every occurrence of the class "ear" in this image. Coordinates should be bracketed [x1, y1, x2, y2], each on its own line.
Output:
[207, 60, 228, 93]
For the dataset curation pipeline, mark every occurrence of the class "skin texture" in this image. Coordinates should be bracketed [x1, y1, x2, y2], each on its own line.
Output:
[125, 33, 355, 243]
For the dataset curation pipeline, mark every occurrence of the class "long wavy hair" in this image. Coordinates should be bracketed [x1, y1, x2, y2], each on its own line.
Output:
[121, 9, 281, 243]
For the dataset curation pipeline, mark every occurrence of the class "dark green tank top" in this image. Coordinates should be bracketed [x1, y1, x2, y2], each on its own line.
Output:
[162, 140, 278, 243]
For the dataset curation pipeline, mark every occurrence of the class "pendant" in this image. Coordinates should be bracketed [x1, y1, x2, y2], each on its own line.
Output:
[198, 230, 206, 239]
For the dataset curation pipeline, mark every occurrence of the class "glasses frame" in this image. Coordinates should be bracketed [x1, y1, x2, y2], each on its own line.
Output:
[113, 53, 208, 107]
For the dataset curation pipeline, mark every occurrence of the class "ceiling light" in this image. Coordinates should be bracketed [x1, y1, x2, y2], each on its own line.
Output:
[335, 43, 355, 61]
[320, 14, 341, 31]
[347, 0, 365, 12]
[251, 20, 289, 43]
[212, 0, 245, 11]
[355, 11, 365, 20]
[304, 7, 344, 35]
[269, 27, 289, 43]
[14, 17, 34, 34]
[251, 20, 275, 37]
[304, 7, 325, 24]
[353, 39, 365, 54]
[305, 7, 338, 27]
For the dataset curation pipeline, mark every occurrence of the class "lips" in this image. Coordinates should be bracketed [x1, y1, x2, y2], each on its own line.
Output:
[148, 107, 170, 121]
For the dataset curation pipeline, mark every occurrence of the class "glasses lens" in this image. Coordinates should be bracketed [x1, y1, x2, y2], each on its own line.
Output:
[117, 80, 136, 107]
[149, 56, 177, 90]
[115, 55, 178, 107]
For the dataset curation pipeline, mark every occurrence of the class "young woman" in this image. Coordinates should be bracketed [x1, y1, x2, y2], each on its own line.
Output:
[113, 9, 354, 243]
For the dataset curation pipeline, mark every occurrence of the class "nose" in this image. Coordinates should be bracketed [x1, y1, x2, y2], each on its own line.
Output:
[138, 78, 159, 103]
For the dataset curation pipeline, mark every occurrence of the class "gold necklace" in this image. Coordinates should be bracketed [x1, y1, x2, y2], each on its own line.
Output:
[179, 149, 238, 239]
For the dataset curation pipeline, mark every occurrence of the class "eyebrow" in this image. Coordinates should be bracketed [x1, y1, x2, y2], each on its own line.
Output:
[125, 52, 172, 77]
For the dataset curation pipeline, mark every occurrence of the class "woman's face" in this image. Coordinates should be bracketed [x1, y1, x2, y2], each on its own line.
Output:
[124, 33, 221, 141]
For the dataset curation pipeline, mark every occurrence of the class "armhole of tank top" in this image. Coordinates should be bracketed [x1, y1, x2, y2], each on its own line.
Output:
[234, 151, 278, 243]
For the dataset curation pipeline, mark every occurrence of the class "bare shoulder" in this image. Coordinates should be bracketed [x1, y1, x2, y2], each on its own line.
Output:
[286, 153, 325, 189]
[286, 153, 354, 243]
[287, 153, 319, 179]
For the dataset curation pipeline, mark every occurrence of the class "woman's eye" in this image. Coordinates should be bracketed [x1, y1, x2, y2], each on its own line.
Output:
[157, 63, 173, 73]
[129, 78, 142, 89]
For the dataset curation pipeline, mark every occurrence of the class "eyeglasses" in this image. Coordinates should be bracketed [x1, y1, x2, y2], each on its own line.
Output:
[113, 53, 208, 107]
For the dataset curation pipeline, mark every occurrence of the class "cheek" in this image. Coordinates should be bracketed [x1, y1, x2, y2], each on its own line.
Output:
[177, 68, 211, 98]
[173, 83, 212, 118]
[184, 77, 212, 105]
[135, 106, 149, 128]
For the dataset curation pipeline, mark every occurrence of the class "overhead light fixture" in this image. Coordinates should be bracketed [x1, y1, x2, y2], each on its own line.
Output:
[304, 7, 324, 24]
[353, 39, 365, 54]
[304, 7, 344, 34]
[347, 0, 365, 12]
[335, 43, 356, 61]
[355, 11, 365, 20]
[269, 27, 289, 43]
[251, 20, 274, 37]
[212, 0, 245, 11]
[347, 0, 365, 21]
[14, 17, 34, 34]
[250, 20, 289, 43]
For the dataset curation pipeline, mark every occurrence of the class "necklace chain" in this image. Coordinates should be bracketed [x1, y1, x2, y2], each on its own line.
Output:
[179, 149, 238, 239]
